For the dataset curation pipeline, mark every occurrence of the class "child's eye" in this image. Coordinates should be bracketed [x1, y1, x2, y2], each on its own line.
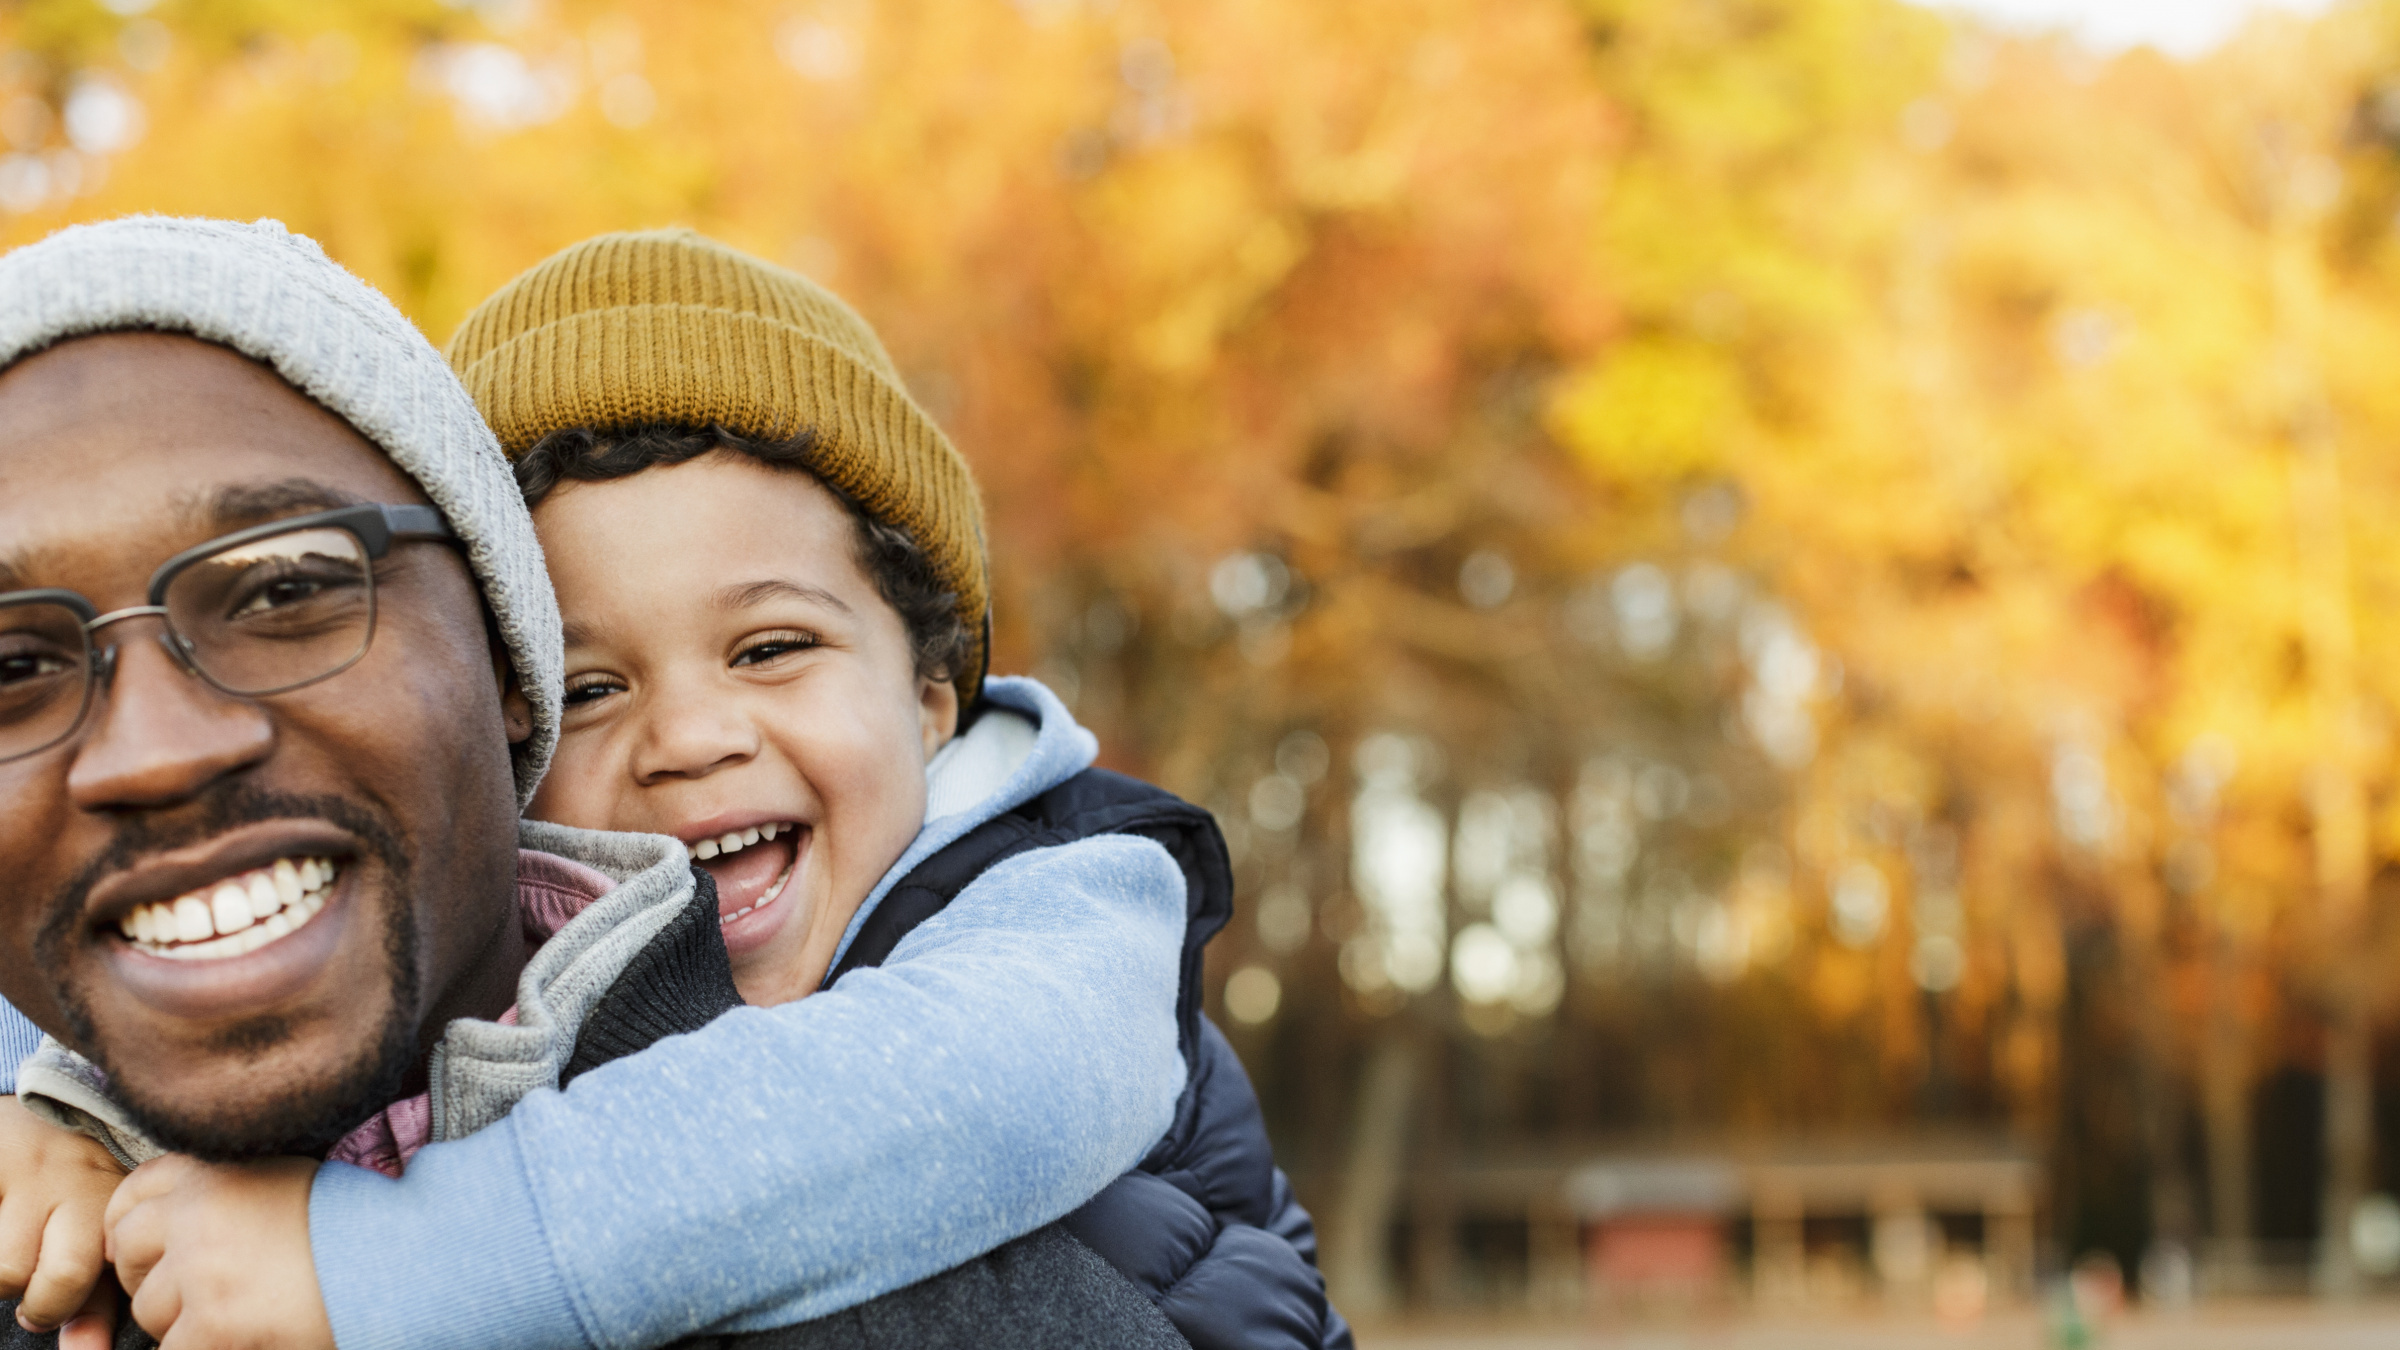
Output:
[563, 675, 627, 709]
[732, 631, 820, 669]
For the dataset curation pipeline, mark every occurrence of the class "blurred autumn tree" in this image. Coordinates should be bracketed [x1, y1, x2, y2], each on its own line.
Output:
[12, 0, 2400, 1309]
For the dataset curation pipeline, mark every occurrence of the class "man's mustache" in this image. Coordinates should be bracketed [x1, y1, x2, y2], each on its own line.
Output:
[33, 783, 413, 1001]
[29, 783, 428, 1160]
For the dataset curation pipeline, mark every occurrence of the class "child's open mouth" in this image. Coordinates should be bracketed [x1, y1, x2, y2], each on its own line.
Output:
[686, 823, 803, 927]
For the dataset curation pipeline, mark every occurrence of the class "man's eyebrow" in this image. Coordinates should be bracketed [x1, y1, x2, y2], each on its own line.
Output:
[0, 479, 373, 595]
[715, 579, 854, 616]
[197, 479, 372, 533]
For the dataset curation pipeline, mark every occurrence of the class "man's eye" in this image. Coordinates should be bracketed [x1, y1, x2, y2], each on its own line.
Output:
[0, 651, 71, 688]
[215, 559, 368, 621]
[234, 578, 330, 615]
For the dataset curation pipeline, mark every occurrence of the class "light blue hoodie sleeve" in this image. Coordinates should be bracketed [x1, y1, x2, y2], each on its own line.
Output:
[0, 997, 39, 1094]
[310, 832, 1189, 1350]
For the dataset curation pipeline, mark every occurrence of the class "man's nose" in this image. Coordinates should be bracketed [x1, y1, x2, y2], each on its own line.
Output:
[66, 628, 274, 811]
[631, 694, 758, 785]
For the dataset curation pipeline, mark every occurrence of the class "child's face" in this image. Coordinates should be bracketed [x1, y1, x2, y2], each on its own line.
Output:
[526, 451, 958, 1005]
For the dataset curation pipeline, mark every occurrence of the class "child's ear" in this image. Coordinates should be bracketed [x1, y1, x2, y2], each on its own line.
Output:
[919, 674, 961, 762]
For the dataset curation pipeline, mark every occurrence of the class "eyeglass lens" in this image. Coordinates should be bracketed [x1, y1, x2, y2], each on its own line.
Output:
[0, 525, 377, 764]
[164, 526, 375, 695]
[0, 600, 91, 763]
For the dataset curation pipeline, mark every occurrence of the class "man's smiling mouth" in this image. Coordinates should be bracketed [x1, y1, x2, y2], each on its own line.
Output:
[116, 856, 343, 961]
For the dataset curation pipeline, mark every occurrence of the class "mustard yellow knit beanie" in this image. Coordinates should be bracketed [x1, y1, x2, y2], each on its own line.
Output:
[445, 228, 988, 703]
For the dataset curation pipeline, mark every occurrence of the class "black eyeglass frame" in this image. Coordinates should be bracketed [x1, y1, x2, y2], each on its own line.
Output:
[0, 503, 457, 766]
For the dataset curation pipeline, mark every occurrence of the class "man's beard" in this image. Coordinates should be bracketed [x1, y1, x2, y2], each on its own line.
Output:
[34, 784, 422, 1161]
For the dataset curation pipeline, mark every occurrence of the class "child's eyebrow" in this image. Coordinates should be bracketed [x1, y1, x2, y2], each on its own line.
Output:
[716, 578, 854, 616]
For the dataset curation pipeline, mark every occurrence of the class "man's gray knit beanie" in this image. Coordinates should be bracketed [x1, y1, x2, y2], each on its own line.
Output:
[0, 215, 561, 804]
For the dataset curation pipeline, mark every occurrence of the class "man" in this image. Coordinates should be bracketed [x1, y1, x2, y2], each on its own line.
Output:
[0, 216, 1184, 1350]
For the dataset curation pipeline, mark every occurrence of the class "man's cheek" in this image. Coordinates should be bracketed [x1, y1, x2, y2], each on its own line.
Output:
[0, 799, 81, 1033]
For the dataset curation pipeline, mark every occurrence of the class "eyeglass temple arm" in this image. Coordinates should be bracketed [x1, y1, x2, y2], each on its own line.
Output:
[377, 504, 453, 542]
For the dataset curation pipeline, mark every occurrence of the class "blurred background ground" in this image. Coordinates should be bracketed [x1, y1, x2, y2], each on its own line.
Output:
[16, 0, 2400, 1326]
[1360, 1299, 2400, 1348]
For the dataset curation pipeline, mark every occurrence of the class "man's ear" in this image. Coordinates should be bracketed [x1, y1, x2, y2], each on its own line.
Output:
[919, 674, 961, 763]
[490, 630, 534, 746]
[503, 685, 534, 745]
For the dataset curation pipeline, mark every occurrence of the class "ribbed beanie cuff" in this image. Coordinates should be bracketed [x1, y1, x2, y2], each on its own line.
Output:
[0, 216, 563, 804]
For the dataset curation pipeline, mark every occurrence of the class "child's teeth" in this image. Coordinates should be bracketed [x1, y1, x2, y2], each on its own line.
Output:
[686, 823, 797, 863]
[119, 857, 342, 959]
[718, 861, 796, 928]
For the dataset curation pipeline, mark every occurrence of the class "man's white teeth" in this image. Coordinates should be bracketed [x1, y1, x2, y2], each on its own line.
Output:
[721, 861, 796, 927]
[173, 897, 212, 943]
[686, 822, 790, 862]
[119, 857, 341, 960]
[210, 885, 252, 935]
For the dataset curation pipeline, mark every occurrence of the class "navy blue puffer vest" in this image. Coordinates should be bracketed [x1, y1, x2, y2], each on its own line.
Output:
[828, 768, 1355, 1350]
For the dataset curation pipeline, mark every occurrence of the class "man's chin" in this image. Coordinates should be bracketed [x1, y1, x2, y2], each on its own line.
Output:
[97, 1014, 419, 1161]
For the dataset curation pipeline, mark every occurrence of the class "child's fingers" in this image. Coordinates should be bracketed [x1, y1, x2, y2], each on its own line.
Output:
[124, 1254, 181, 1347]
[102, 1155, 194, 1237]
[0, 1192, 44, 1302]
[55, 1278, 118, 1350]
[100, 1155, 194, 1299]
[102, 1193, 164, 1303]
[18, 1202, 106, 1330]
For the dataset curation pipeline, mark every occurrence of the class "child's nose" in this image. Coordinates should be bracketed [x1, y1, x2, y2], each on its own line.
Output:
[632, 705, 759, 784]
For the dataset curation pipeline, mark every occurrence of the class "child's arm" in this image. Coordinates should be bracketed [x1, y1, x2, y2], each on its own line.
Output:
[0, 999, 41, 1096]
[0, 1099, 125, 1340]
[309, 833, 1188, 1350]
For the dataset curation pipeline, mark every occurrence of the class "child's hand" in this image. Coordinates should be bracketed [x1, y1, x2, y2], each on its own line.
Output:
[105, 1153, 331, 1350]
[0, 1098, 127, 1338]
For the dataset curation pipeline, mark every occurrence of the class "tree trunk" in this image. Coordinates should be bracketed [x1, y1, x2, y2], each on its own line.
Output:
[2202, 915, 2255, 1291]
[2120, 871, 2197, 1283]
[1326, 1034, 1417, 1315]
[2267, 170, 2375, 1298]
[2294, 439, 2372, 1295]
[2321, 985, 2372, 1295]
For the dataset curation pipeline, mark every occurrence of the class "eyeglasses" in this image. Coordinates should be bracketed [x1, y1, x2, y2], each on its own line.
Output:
[0, 504, 457, 766]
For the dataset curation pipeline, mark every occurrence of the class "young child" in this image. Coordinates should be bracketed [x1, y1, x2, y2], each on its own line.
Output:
[0, 229, 1348, 1350]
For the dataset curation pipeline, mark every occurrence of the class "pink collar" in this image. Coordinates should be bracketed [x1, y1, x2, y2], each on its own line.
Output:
[323, 848, 617, 1178]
